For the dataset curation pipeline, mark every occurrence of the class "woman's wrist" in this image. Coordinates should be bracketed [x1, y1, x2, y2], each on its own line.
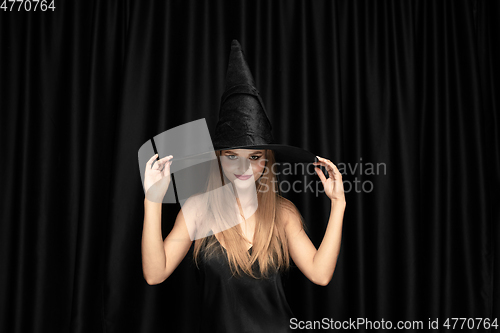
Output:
[144, 197, 163, 208]
[331, 198, 346, 208]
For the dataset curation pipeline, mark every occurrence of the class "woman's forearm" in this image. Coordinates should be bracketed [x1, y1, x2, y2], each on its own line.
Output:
[141, 198, 167, 284]
[312, 199, 346, 285]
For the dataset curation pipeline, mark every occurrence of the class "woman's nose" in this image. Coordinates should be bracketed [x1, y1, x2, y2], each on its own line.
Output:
[237, 159, 251, 173]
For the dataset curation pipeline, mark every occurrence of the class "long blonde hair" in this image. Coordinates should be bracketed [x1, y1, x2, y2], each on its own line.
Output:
[193, 149, 304, 279]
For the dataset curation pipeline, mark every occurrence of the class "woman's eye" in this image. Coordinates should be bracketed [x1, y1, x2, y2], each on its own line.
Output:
[225, 155, 261, 160]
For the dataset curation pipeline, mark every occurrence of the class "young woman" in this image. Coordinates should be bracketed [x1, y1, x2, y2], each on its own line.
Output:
[141, 39, 346, 332]
[141, 148, 345, 332]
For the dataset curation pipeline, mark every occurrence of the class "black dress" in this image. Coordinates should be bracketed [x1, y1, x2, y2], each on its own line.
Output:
[197, 240, 295, 333]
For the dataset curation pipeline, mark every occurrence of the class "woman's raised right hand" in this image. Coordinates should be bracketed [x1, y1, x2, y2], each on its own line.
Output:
[144, 154, 173, 202]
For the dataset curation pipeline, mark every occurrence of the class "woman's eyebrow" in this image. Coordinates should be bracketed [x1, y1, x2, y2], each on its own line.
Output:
[223, 150, 263, 154]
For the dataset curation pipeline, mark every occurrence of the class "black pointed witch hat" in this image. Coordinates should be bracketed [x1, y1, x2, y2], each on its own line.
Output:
[212, 40, 316, 164]
[139, 40, 318, 204]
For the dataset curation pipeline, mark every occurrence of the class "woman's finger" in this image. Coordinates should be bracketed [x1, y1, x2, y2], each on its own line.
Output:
[315, 167, 327, 185]
[316, 156, 336, 179]
[159, 155, 173, 171]
[161, 160, 172, 176]
[327, 163, 339, 180]
[160, 155, 173, 161]
[152, 159, 161, 170]
[313, 160, 331, 169]
[146, 154, 159, 167]
[314, 159, 331, 177]
[332, 164, 342, 179]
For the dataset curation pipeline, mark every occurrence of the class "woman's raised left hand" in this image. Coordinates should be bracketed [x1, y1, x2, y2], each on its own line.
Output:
[314, 156, 346, 203]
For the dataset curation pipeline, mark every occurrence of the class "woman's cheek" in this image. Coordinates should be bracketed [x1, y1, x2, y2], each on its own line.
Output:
[220, 160, 240, 179]
[252, 161, 265, 176]
[220, 158, 232, 170]
[219, 160, 231, 177]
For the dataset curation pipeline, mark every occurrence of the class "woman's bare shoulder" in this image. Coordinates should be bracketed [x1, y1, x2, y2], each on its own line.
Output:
[277, 195, 302, 222]
[181, 192, 209, 217]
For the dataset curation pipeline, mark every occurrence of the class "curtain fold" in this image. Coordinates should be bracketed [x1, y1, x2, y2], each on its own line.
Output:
[0, 1, 498, 332]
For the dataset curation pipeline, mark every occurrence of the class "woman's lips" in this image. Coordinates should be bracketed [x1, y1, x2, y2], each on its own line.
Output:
[235, 174, 252, 180]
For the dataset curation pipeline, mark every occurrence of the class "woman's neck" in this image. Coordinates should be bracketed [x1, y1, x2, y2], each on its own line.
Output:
[234, 185, 258, 219]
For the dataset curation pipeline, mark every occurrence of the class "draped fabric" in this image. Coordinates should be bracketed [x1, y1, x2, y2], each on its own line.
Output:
[0, 1, 498, 332]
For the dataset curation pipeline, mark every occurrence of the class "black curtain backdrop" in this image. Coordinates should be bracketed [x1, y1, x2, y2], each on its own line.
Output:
[0, 1, 499, 332]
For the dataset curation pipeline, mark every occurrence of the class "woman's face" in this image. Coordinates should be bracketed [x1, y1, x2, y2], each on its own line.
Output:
[219, 149, 267, 187]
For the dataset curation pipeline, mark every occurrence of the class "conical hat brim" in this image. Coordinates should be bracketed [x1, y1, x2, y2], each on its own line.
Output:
[170, 144, 317, 165]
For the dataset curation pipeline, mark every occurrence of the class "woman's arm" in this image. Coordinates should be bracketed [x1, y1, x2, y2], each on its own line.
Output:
[285, 156, 346, 286]
[285, 200, 345, 286]
[141, 153, 193, 285]
[141, 198, 193, 285]
[312, 200, 345, 284]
